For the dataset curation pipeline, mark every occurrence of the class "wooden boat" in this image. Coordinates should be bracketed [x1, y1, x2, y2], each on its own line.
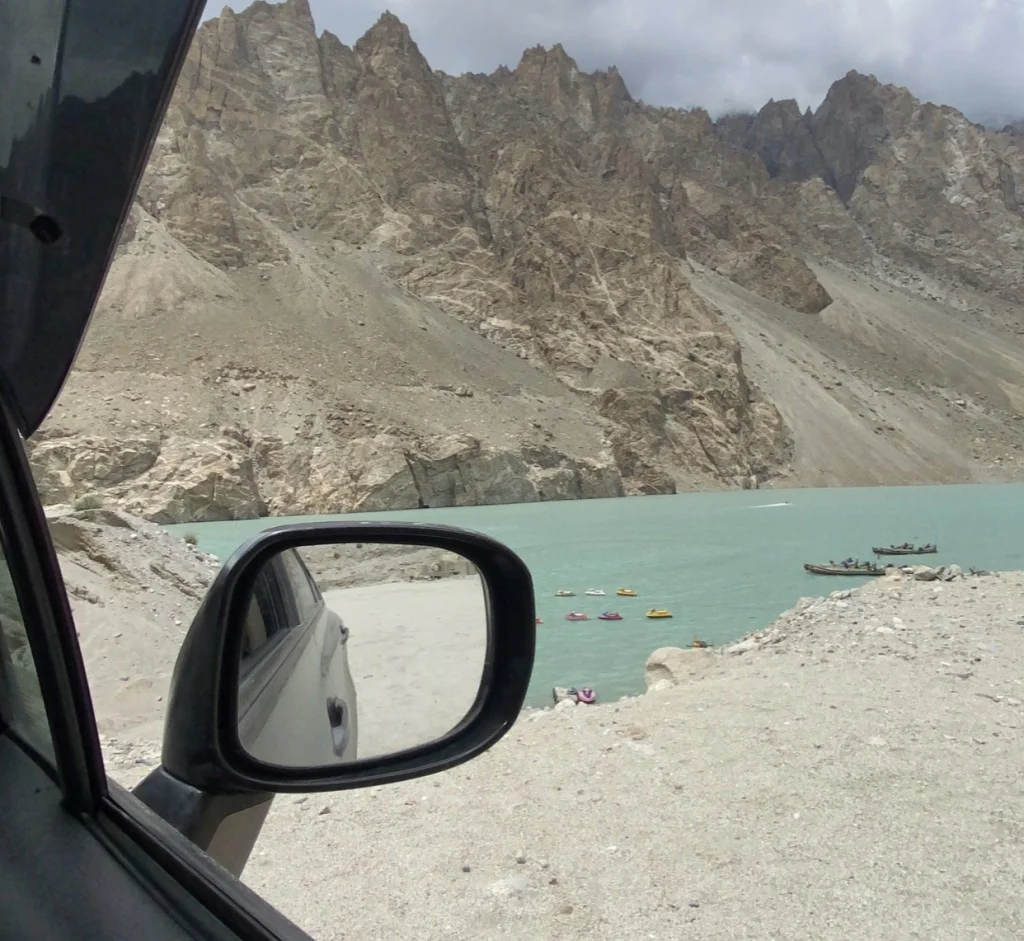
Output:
[803, 562, 887, 577]
[872, 543, 938, 556]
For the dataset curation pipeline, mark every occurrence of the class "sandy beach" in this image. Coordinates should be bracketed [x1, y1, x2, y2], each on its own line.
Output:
[241, 569, 1024, 941]
[323, 576, 488, 758]
[53, 510, 1024, 941]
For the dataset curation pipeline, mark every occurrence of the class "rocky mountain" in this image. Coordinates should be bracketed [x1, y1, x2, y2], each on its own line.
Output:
[31, 0, 1024, 521]
[716, 73, 1024, 302]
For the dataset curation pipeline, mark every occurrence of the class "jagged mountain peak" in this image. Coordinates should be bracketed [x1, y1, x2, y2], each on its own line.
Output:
[519, 42, 578, 67]
[358, 9, 414, 45]
[233, 0, 315, 26]
[353, 9, 434, 74]
[819, 69, 918, 115]
[590, 64, 632, 105]
[759, 97, 803, 117]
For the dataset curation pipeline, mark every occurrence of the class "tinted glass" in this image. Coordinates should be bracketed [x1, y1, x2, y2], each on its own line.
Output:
[0, 522, 54, 764]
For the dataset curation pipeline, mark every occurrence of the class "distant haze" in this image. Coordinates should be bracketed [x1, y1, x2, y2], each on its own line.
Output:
[201, 0, 1024, 124]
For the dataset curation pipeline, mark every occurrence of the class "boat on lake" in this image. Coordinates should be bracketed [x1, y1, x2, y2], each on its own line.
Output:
[872, 543, 938, 555]
[646, 608, 672, 619]
[585, 588, 606, 596]
[597, 611, 622, 621]
[616, 588, 638, 597]
[555, 589, 575, 597]
[564, 611, 589, 621]
[804, 562, 887, 576]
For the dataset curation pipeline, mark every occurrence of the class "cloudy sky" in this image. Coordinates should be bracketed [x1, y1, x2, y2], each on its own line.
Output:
[202, 0, 1024, 123]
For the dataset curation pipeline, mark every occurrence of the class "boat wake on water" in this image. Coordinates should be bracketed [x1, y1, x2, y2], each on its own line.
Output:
[747, 501, 792, 508]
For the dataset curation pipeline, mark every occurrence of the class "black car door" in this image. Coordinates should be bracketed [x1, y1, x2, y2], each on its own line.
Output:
[0, 380, 315, 941]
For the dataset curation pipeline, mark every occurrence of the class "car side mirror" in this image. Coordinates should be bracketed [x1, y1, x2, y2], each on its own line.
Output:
[142, 521, 535, 799]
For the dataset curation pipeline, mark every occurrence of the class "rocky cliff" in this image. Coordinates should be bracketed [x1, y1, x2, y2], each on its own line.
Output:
[32, 0, 1024, 521]
[715, 72, 1024, 303]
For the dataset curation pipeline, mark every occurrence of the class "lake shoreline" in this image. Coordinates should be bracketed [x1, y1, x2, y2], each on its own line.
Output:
[162, 481, 1024, 705]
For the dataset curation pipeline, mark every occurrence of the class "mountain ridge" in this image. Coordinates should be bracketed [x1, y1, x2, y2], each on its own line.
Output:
[30, 0, 1024, 520]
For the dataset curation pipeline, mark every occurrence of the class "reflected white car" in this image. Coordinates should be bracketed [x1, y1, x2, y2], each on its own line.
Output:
[238, 549, 359, 767]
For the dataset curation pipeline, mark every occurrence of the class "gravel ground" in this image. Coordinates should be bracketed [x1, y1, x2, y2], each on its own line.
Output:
[60, 513, 1024, 940]
[228, 570, 1024, 941]
[50, 507, 219, 743]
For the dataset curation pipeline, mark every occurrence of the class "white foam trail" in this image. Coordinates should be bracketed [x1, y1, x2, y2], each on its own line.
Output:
[748, 502, 791, 508]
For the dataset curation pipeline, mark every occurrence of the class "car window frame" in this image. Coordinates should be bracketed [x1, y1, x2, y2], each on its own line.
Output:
[0, 0, 326, 935]
[298, 559, 323, 606]
[0, 379, 321, 941]
[0, 516, 57, 764]
[0, 397, 105, 806]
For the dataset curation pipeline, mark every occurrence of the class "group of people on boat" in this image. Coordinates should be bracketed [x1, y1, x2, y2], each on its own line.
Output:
[809, 557, 885, 575]
[828, 557, 864, 568]
[875, 542, 936, 553]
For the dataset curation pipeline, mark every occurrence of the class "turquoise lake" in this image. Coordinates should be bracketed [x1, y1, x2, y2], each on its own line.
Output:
[164, 483, 1024, 707]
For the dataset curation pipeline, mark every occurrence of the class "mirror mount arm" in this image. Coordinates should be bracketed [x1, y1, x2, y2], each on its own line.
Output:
[131, 766, 272, 879]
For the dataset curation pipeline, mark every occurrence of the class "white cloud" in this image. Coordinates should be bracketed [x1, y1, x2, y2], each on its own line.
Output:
[202, 0, 1024, 122]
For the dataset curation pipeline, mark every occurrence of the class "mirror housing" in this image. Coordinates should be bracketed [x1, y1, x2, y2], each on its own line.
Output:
[155, 521, 535, 794]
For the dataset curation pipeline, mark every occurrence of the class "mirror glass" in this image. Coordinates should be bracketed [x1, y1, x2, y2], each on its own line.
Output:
[234, 541, 488, 768]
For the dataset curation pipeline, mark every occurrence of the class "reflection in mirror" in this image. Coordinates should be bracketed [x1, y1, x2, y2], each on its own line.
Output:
[236, 541, 488, 768]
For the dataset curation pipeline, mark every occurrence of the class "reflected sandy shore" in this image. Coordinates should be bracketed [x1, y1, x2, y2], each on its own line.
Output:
[323, 576, 487, 759]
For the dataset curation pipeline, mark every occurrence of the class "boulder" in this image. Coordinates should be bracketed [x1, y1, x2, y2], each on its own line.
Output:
[644, 646, 715, 690]
[29, 435, 161, 505]
[30, 433, 266, 523]
[117, 437, 266, 523]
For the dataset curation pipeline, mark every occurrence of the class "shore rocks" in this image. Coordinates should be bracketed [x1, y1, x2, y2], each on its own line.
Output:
[643, 646, 715, 689]
[904, 563, 965, 581]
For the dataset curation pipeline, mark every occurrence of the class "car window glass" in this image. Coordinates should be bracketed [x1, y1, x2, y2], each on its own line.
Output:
[276, 550, 320, 623]
[241, 560, 296, 667]
[0, 525, 55, 764]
